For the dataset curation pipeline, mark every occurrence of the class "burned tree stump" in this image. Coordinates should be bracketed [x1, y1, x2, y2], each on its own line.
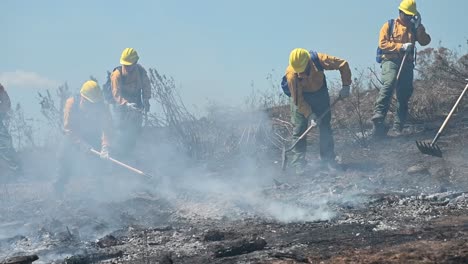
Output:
[1, 255, 39, 264]
[213, 237, 267, 258]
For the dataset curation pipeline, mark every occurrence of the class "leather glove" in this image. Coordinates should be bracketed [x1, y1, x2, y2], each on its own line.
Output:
[125, 102, 139, 111]
[143, 99, 150, 112]
[100, 146, 109, 159]
[411, 12, 421, 29]
[401, 43, 414, 53]
[339, 85, 351, 98]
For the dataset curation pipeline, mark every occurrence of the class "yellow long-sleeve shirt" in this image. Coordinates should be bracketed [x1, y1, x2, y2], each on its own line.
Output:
[379, 18, 431, 61]
[111, 64, 151, 106]
[285, 52, 352, 118]
[63, 96, 112, 149]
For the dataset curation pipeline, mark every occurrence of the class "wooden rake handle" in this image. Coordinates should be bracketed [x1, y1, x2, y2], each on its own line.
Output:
[396, 52, 408, 82]
[431, 82, 468, 145]
[90, 148, 153, 178]
[287, 96, 342, 151]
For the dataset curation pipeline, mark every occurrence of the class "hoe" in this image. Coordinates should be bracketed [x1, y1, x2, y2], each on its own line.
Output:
[416, 81, 468, 157]
[90, 148, 155, 179]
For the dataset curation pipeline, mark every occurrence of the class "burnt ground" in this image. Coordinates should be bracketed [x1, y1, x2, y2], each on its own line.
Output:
[1, 111, 468, 264]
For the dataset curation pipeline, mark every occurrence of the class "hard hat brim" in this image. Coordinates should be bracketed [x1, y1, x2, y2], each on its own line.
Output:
[399, 8, 417, 16]
[120, 59, 135, 66]
[293, 65, 308, 74]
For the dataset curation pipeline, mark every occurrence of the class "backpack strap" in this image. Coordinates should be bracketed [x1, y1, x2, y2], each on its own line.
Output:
[281, 75, 291, 97]
[114, 65, 145, 80]
[309, 51, 324, 72]
[113, 65, 146, 106]
[387, 19, 394, 39]
[387, 19, 415, 46]
[113, 66, 123, 78]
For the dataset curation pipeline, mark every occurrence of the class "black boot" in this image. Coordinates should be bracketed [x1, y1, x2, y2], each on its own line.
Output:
[371, 120, 386, 138]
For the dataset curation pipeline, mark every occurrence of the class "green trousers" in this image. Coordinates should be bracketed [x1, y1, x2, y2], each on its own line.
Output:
[290, 86, 335, 170]
[373, 59, 414, 130]
[114, 105, 143, 159]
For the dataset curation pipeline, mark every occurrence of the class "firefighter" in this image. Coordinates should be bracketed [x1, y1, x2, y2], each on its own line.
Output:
[285, 48, 351, 175]
[371, 0, 431, 137]
[54, 80, 112, 194]
[111, 48, 151, 158]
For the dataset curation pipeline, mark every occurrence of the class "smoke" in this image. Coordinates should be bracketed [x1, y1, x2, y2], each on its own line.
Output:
[264, 201, 333, 222]
[0, 100, 337, 260]
[134, 108, 338, 224]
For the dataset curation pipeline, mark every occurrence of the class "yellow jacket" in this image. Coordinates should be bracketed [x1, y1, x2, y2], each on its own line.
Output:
[63, 96, 112, 149]
[111, 64, 151, 106]
[285, 52, 352, 118]
[379, 18, 431, 61]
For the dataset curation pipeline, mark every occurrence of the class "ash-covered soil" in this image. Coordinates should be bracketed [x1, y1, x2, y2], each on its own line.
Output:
[1, 113, 468, 263]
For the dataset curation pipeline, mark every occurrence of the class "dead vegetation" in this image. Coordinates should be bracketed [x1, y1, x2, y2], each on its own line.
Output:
[4, 104, 36, 150]
[37, 82, 70, 131]
[411, 47, 468, 121]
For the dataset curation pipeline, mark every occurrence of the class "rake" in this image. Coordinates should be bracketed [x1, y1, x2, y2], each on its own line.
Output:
[90, 148, 155, 179]
[281, 96, 342, 171]
[416, 82, 468, 157]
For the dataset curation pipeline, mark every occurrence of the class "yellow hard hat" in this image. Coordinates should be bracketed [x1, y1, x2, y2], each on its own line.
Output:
[120, 48, 139, 65]
[399, 0, 417, 16]
[289, 48, 311, 73]
[80, 80, 103, 103]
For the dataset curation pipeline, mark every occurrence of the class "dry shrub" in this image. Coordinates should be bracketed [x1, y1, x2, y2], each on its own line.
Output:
[246, 71, 291, 148]
[38, 83, 70, 130]
[411, 47, 468, 121]
[245, 70, 289, 111]
[146, 68, 206, 159]
[36, 83, 71, 148]
[333, 69, 377, 147]
[145, 69, 283, 161]
[4, 103, 36, 150]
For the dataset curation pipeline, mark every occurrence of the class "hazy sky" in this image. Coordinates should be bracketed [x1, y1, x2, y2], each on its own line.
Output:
[2, 0, 467, 116]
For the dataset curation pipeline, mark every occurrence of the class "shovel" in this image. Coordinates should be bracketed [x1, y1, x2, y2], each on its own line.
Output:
[416, 81, 468, 157]
[281, 96, 342, 171]
[90, 148, 155, 179]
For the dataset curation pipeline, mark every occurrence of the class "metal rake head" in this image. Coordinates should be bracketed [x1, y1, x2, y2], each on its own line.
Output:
[416, 141, 443, 158]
